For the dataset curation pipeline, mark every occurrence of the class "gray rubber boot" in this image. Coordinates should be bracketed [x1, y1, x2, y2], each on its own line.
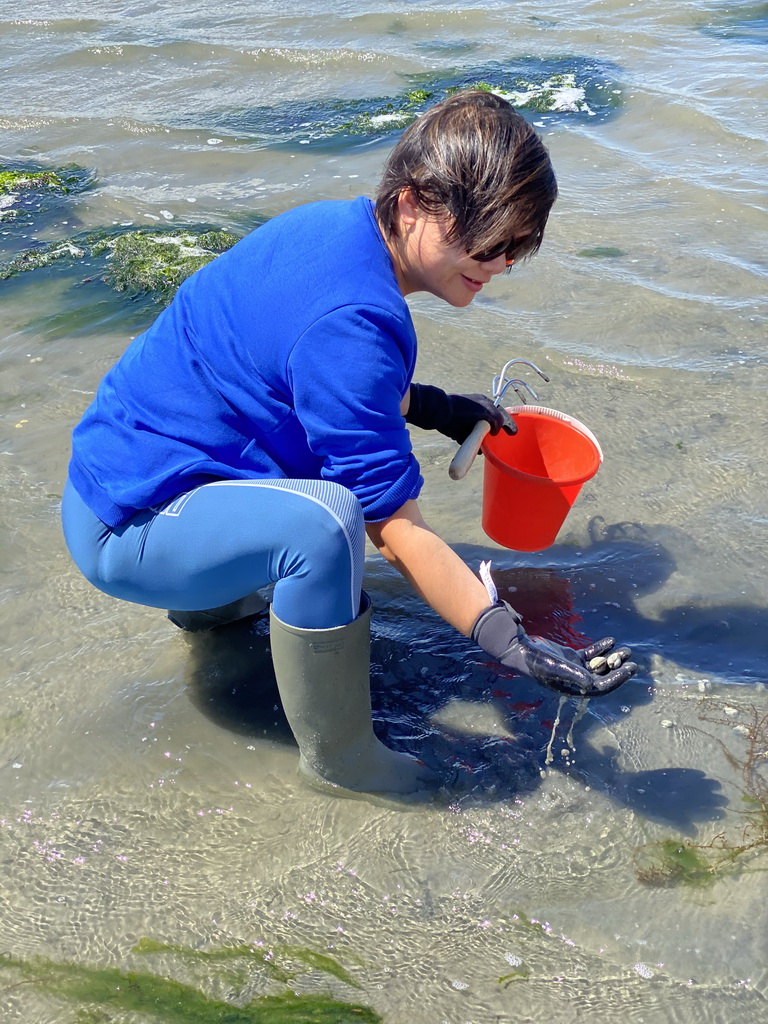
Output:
[168, 591, 268, 632]
[268, 596, 437, 795]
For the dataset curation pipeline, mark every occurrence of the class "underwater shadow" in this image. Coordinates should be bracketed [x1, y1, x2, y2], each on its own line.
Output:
[700, 4, 768, 45]
[184, 611, 294, 748]
[182, 518, 763, 832]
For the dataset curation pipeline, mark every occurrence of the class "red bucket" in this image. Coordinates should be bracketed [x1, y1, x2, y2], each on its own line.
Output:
[480, 405, 603, 551]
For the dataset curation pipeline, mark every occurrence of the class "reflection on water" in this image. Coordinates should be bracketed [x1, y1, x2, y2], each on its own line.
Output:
[2, 0, 768, 1021]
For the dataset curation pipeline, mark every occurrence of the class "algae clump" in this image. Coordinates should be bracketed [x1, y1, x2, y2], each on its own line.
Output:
[0, 240, 88, 278]
[634, 838, 719, 889]
[337, 88, 434, 136]
[133, 937, 363, 989]
[447, 73, 596, 114]
[98, 229, 238, 296]
[0, 162, 93, 226]
[635, 701, 768, 889]
[0, 948, 382, 1024]
[576, 246, 626, 259]
[0, 226, 240, 300]
[0, 169, 68, 194]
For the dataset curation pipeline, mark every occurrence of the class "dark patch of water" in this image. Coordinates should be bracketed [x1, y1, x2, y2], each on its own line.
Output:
[700, 3, 768, 44]
[168, 55, 625, 148]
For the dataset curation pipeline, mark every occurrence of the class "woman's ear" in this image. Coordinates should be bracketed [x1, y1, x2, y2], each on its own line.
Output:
[396, 187, 422, 228]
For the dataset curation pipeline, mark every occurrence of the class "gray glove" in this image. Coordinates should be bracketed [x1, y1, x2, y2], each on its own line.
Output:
[471, 601, 637, 698]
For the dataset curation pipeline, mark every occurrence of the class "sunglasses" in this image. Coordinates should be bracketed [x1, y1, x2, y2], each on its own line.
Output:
[471, 234, 534, 266]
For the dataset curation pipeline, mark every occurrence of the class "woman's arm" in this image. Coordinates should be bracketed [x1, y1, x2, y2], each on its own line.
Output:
[365, 499, 489, 635]
[366, 499, 638, 696]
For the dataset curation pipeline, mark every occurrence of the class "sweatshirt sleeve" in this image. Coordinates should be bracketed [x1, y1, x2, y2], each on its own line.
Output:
[287, 302, 423, 521]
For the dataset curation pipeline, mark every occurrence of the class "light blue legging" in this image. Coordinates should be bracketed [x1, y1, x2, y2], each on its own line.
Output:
[61, 477, 366, 629]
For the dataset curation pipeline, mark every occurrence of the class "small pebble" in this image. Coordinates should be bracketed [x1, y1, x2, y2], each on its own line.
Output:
[606, 652, 623, 669]
[724, 707, 739, 716]
[589, 656, 608, 672]
[660, 720, 674, 729]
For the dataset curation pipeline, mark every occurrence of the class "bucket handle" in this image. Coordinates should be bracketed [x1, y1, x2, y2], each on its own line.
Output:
[448, 359, 549, 481]
[449, 420, 491, 480]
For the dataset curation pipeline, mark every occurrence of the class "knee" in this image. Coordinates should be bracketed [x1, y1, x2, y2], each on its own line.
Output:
[320, 481, 365, 542]
[312, 484, 364, 562]
[284, 482, 364, 577]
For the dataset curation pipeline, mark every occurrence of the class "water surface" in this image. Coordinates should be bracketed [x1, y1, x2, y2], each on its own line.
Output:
[2, 2, 767, 1022]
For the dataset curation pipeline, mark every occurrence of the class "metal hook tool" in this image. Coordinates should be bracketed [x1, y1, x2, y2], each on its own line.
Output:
[448, 358, 550, 480]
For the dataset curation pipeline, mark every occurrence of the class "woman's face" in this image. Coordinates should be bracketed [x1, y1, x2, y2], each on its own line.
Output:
[388, 191, 510, 307]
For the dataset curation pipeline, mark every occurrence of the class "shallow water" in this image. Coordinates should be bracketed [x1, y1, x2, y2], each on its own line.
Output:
[1, 2, 768, 1022]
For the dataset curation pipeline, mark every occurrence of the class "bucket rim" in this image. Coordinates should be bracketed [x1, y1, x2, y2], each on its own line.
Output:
[503, 405, 604, 461]
[482, 404, 603, 486]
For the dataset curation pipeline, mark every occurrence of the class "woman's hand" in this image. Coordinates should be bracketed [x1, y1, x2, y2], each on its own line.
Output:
[405, 383, 516, 443]
[471, 600, 637, 697]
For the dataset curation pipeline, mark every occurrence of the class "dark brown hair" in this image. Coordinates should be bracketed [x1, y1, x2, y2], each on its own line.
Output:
[375, 89, 557, 261]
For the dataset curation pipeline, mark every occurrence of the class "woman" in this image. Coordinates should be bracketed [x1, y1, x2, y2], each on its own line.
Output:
[62, 91, 636, 796]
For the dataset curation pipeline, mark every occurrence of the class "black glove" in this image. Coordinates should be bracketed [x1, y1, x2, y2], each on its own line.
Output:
[471, 600, 638, 698]
[405, 383, 516, 444]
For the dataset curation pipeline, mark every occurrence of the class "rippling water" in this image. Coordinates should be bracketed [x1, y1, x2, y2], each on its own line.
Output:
[2, 2, 768, 1022]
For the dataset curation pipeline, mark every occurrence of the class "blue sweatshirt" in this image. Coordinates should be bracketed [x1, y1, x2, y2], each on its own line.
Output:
[68, 197, 423, 527]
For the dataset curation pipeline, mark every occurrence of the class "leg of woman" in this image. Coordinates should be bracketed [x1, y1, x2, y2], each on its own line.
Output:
[62, 478, 437, 795]
[62, 476, 365, 629]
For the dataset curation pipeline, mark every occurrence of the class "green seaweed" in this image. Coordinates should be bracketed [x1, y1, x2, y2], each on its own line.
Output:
[336, 88, 434, 136]
[0, 226, 240, 299]
[0, 165, 90, 198]
[0, 240, 89, 278]
[498, 968, 530, 986]
[0, 169, 67, 194]
[334, 69, 603, 137]
[635, 702, 768, 888]
[634, 838, 719, 888]
[201, 57, 624, 148]
[103, 230, 237, 296]
[133, 937, 362, 989]
[0, 162, 93, 229]
[0, 949, 382, 1024]
[0, 711, 25, 741]
[575, 246, 626, 258]
[447, 80, 495, 94]
[449, 72, 597, 114]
